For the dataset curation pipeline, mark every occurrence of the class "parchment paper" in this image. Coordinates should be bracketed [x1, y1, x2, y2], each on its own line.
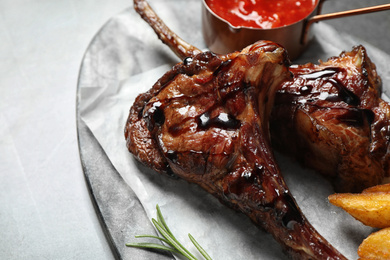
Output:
[78, 1, 390, 259]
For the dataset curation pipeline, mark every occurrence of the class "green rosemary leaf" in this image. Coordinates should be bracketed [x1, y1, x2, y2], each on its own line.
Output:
[152, 218, 197, 260]
[154, 208, 197, 260]
[188, 233, 212, 260]
[126, 242, 180, 253]
[134, 234, 170, 244]
[127, 204, 213, 260]
[156, 205, 173, 236]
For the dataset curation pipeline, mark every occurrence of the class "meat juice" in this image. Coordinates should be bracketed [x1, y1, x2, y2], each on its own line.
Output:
[205, 0, 318, 29]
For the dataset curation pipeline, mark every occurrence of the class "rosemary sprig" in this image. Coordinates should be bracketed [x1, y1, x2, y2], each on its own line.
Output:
[126, 205, 213, 260]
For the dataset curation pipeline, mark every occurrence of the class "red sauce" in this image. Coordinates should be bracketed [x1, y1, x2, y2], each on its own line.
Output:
[205, 0, 318, 29]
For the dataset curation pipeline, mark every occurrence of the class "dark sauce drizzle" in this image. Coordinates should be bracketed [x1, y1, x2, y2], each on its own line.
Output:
[300, 69, 338, 80]
[281, 192, 304, 229]
[197, 112, 241, 130]
[286, 68, 375, 127]
[183, 57, 193, 66]
[327, 78, 360, 106]
[298, 68, 360, 106]
[144, 101, 165, 131]
[299, 85, 312, 95]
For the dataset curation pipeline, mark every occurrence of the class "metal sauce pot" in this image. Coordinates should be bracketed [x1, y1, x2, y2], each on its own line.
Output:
[202, 0, 390, 60]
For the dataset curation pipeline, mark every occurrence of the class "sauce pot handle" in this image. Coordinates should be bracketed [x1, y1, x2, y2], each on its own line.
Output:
[301, 3, 390, 44]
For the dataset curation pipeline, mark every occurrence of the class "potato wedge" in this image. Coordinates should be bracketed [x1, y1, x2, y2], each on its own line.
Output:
[328, 192, 390, 228]
[358, 228, 390, 259]
[363, 183, 390, 193]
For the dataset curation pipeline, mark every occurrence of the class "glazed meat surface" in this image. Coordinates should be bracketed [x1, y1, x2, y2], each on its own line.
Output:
[271, 46, 390, 192]
[125, 39, 346, 259]
[132, 0, 390, 193]
[125, 0, 389, 258]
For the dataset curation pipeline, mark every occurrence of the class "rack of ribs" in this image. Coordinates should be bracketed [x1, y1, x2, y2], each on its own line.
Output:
[132, 0, 390, 193]
[124, 0, 352, 258]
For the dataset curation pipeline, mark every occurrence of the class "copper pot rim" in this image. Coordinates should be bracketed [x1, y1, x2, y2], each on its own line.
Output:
[201, 0, 323, 32]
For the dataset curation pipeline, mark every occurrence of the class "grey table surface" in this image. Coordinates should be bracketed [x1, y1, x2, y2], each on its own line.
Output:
[0, 0, 389, 259]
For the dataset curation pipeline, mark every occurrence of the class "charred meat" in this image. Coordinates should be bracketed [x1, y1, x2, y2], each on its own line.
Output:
[125, 38, 346, 259]
[133, 0, 389, 193]
[271, 46, 390, 192]
[125, 0, 388, 258]
[126, 1, 348, 257]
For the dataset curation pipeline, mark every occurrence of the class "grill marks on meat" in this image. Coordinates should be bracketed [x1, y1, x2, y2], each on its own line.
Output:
[127, 43, 290, 181]
[125, 38, 347, 259]
[271, 46, 390, 192]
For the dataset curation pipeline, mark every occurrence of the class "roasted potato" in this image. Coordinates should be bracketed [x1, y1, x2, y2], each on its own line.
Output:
[328, 184, 390, 229]
[363, 183, 390, 193]
[358, 228, 390, 260]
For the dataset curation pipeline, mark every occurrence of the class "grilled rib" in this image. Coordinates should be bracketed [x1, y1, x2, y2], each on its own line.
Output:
[271, 46, 390, 192]
[125, 1, 350, 258]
